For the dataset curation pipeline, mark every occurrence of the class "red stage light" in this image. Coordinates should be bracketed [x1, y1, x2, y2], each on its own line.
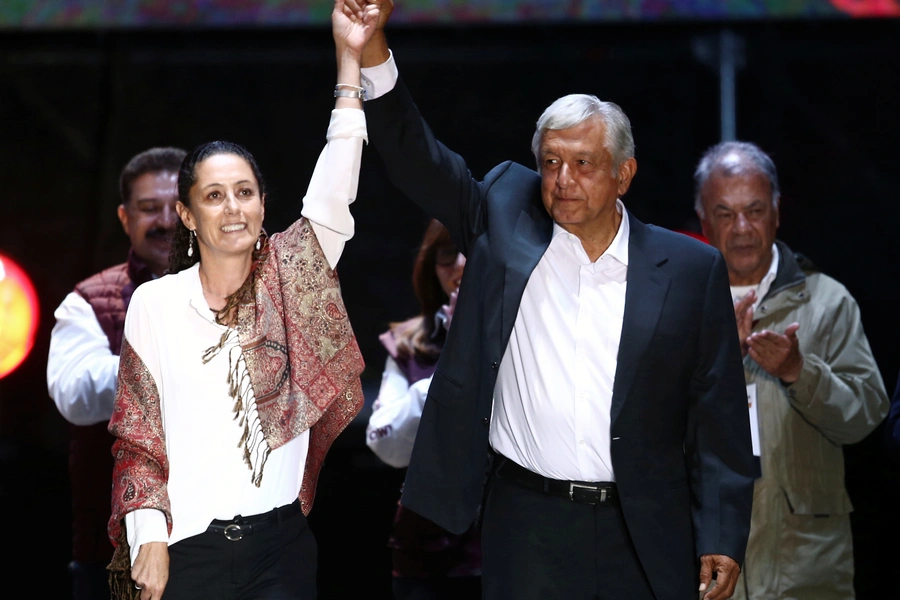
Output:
[0, 253, 39, 379]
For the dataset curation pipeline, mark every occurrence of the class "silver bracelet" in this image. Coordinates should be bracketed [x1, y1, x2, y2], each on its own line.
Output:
[335, 83, 365, 91]
[334, 88, 366, 100]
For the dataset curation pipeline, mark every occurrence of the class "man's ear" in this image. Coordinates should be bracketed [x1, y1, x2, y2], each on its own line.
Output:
[616, 157, 637, 196]
[773, 196, 780, 230]
[117, 204, 130, 236]
[699, 214, 712, 242]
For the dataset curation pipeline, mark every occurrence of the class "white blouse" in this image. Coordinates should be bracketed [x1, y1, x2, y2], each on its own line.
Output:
[125, 107, 367, 563]
[365, 356, 432, 469]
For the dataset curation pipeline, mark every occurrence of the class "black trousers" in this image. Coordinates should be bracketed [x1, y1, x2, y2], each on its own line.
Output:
[481, 467, 656, 600]
[164, 505, 316, 600]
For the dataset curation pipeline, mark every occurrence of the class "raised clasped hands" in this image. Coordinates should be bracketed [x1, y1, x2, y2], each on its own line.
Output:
[346, 0, 393, 31]
[333, 0, 381, 57]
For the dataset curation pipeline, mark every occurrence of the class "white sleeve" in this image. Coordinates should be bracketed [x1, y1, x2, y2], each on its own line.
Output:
[126, 508, 169, 566]
[360, 50, 399, 100]
[301, 108, 367, 270]
[46, 292, 119, 425]
[120, 289, 169, 565]
[365, 356, 432, 468]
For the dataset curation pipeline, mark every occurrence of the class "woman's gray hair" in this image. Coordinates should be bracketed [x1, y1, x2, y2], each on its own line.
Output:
[531, 94, 635, 174]
[693, 141, 780, 217]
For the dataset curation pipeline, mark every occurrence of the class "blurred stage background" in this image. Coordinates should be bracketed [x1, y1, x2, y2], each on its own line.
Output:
[1, 1, 899, 598]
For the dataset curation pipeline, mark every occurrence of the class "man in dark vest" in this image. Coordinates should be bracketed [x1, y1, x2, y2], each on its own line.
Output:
[47, 146, 185, 600]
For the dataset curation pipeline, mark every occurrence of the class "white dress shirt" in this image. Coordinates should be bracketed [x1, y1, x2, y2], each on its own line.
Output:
[491, 204, 630, 482]
[125, 107, 366, 563]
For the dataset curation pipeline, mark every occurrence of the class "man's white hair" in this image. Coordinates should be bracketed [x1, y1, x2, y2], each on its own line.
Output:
[531, 94, 635, 174]
[693, 141, 781, 218]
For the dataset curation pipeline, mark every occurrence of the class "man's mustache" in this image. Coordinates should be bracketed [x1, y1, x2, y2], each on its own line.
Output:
[145, 227, 174, 241]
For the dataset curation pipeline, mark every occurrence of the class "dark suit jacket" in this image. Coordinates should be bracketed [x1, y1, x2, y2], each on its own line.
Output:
[366, 78, 756, 599]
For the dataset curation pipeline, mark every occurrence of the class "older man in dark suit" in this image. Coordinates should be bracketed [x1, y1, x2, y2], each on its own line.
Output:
[348, 2, 756, 599]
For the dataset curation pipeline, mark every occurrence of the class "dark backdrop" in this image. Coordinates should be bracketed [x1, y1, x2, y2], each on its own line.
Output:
[1, 16, 898, 599]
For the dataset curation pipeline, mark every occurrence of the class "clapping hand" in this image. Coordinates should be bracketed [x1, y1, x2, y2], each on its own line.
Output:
[746, 322, 803, 383]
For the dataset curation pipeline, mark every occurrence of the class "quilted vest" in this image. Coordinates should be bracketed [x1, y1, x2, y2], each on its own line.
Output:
[68, 251, 153, 563]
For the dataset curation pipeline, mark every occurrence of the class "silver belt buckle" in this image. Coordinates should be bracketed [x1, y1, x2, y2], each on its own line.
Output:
[224, 523, 243, 541]
[569, 482, 606, 503]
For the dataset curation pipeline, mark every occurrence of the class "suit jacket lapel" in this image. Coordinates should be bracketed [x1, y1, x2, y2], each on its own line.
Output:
[501, 206, 552, 344]
[611, 216, 670, 426]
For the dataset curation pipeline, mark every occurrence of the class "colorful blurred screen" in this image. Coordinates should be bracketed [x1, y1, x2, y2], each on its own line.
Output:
[3, 1, 899, 29]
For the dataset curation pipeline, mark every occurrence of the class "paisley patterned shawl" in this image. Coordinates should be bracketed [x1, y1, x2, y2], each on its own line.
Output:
[237, 217, 365, 510]
[106, 339, 170, 599]
[106, 217, 364, 597]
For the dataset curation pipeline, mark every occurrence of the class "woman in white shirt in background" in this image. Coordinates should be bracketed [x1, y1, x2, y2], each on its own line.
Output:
[366, 219, 482, 600]
[107, 2, 380, 599]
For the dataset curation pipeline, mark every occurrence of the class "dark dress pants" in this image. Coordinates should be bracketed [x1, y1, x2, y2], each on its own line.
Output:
[164, 507, 316, 600]
[481, 470, 656, 600]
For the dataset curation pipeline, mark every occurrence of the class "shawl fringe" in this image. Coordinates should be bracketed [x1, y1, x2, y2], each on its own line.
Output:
[203, 326, 272, 486]
[107, 524, 140, 600]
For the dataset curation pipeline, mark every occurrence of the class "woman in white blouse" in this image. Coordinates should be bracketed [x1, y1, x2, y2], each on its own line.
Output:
[106, 2, 380, 599]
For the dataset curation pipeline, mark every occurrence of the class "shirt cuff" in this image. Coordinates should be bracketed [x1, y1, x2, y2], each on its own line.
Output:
[328, 107, 368, 143]
[360, 50, 398, 101]
[126, 508, 169, 566]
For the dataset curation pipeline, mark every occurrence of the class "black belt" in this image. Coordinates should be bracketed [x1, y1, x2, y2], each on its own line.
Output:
[207, 499, 301, 541]
[495, 456, 618, 506]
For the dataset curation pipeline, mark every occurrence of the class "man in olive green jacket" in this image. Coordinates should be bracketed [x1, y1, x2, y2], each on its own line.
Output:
[694, 141, 889, 600]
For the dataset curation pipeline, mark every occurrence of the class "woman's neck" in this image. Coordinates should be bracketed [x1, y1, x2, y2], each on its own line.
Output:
[198, 255, 252, 301]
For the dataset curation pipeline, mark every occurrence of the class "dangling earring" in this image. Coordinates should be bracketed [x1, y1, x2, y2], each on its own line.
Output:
[187, 229, 196, 257]
[256, 227, 266, 251]
[255, 236, 261, 251]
